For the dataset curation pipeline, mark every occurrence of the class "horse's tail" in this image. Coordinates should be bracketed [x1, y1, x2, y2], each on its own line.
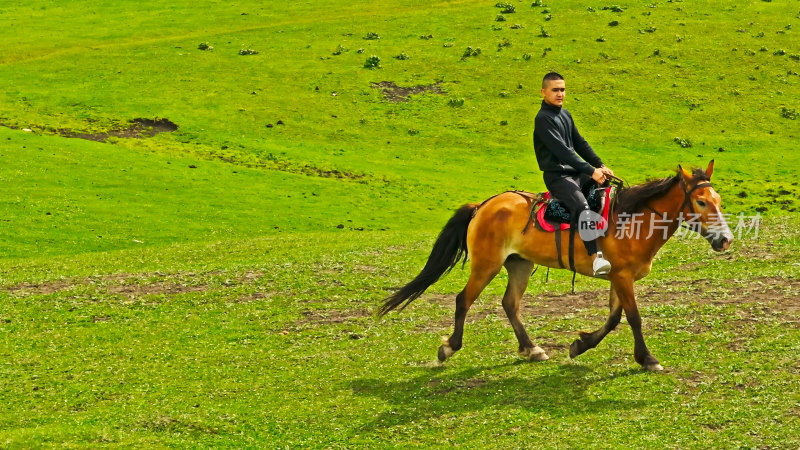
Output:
[379, 203, 478, 316]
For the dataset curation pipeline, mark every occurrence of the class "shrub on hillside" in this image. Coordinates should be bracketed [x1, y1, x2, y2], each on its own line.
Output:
[239, 49, 258, 55]
[463, 46, 482, 58]
[198, 42, 213, 51]
[674, 137, 693, 148]
[364, 55, 381, 69]
[364, 32, 380, 40]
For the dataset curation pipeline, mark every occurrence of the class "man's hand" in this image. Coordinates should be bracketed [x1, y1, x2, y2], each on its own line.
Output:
[599, 165, 614, 177]
[591, 168, 607, 184]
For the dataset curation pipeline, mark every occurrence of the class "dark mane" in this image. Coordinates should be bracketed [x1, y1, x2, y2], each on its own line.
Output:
[614, 167, 709, 214]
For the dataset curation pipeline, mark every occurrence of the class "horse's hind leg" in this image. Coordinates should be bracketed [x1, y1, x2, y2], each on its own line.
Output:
[438, 259, 501, 362]
[569, 286, 623, 358]
[502, 256, 548, 361]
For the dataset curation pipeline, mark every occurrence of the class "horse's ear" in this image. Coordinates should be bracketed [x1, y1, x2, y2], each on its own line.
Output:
[678, 164, 692, 181]
[705, 160, 715, 179]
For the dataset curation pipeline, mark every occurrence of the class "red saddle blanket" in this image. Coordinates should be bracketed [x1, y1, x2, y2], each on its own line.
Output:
[535, 187, 614, 233]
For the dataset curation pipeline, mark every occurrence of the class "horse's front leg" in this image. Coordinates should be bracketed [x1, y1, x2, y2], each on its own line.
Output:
[569, 286, 622, 358]
[611, 273, 663, 371]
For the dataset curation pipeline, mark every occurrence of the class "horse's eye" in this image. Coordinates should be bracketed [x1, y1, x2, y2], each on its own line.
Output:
[696, 200, 706, 208]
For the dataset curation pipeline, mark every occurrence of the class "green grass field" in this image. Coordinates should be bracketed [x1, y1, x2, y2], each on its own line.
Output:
[1, 0, 799, 446]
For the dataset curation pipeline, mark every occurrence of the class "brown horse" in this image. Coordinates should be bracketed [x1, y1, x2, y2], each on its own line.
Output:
[379, 161, 733, 371]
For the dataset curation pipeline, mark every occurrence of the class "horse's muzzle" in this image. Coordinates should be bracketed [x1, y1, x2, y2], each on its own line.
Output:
[709, 234, 734, 252]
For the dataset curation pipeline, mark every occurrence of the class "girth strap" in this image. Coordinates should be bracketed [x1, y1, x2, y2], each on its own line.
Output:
[555, 230, 565, 269]
[568, 226, 576, 272]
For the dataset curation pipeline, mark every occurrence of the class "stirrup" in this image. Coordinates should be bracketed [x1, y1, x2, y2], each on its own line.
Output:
[593, 252, 611, 276]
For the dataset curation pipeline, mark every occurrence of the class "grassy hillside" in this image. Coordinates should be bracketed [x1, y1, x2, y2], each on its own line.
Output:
[0, 0, 799, 447]
[2, 0, 799, 234]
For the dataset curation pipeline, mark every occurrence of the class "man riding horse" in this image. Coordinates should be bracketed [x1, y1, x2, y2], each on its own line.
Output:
[534, 72, 614, 276]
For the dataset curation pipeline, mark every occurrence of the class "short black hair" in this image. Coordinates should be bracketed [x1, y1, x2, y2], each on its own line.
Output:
[542, 72, 564, 88]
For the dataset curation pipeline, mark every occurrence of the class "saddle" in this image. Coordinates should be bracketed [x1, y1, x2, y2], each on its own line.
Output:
[534, 186, 616, 233]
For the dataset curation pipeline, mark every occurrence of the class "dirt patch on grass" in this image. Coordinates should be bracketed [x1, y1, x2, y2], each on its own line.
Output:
[4, 269, 267, 298]
[371, 81, 443, 102]
[57, 118, 178, 142]
[373, 275, 800, 332]
[642, 277, 800, 313]
[300, 307, 373, 325]
[6, 279, 76, 296]
[1, 118, 178, 143]
[105, 280, 207, 296]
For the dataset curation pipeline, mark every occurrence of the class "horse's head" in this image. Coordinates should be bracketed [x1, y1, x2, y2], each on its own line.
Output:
[678, 160, 734, 252]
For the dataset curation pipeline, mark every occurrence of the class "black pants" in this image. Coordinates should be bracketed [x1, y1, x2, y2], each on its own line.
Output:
[544, 172, 598, 256]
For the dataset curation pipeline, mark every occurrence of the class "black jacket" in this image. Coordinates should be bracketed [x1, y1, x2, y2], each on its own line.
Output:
[533, 101, 603, 176]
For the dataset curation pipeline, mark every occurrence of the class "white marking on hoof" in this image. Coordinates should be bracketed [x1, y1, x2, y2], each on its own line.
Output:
[520, 346, 549, 361]
[440, 337, 455, 359]
[643, 363, 664, 372]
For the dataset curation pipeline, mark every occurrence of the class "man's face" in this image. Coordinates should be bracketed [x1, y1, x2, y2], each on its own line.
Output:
[541, 79, 566, 107]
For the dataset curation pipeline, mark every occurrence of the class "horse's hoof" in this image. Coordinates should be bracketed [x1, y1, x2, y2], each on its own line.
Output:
[643, 363, 664, 372]
[569, 340, 583, 359]
[438, 338, 455, 362]
[520, 346, 549, 361]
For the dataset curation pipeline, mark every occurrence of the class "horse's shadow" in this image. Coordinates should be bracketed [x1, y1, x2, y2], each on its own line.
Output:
[348, 360, 648, 430]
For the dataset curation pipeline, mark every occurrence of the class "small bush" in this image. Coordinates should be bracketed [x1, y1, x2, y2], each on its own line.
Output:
[603, 5, 624, 12]
[774, 49, 786, 56]
[420, 34, 433, 40]
[498, 38, 512, 49]
[499, 91, 510, 98]
[781, 107, 798, 120]
[597, 36, 606, 42]
[443, 43, 454, 48]
[674, 137, 693, 148]
[395, 52, 409, 60]
[500, 120, 509, 125]
[363, 55, 381, 69]
[501, 5, 516, 13]
[357, 48, 365, 54]
[463, 46, 482, 58]
[198, 42, 213, 51]
[540, 26, 551, 37]
[510, 24, 524, 29]
[532, 0, 546, 6]
[609, 20, 619, 26]
[448, 98, 465, 107]
[496, 14, 506, 22]
[408, 129, 419, 136]
[363, 32, 380, 40]
[522, 53, 532, 60]
[239, 49, 259, 55]
[333, 44, 346, 56]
